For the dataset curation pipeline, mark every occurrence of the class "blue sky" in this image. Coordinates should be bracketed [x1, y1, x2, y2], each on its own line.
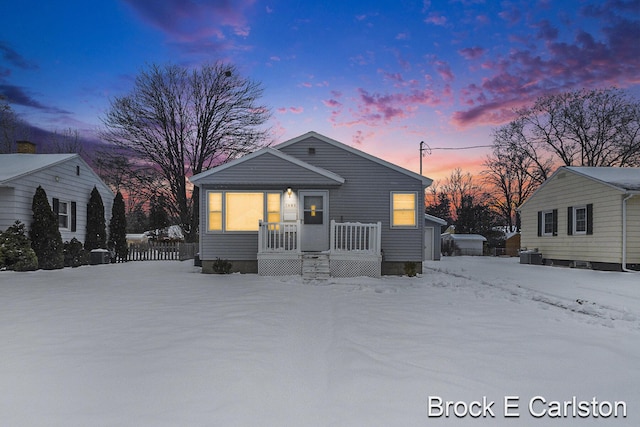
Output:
[2, 0, 639, 180]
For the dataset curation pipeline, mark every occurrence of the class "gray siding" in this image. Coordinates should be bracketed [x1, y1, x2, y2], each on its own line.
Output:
[279, 136, 425, 262]
[196, 151, 341, 187]
[0, 156, 113, 243]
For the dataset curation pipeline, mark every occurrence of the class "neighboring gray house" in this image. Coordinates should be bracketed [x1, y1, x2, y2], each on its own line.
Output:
[519, 166, 640, 271]
[190, 131, 433, 277]
[441, 232, 487, 256]
[424, 213, 447, 261]
[0, 151, 114, 243]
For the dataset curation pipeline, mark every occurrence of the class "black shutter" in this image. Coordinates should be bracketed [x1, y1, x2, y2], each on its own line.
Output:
[71, 201, 77, 232]
[567, 206, 573, 235]
[52, 197, 59, 218]
[586, 203, 593, 235]
[537, 211, 542, 236]
[552, 209, 558, 236]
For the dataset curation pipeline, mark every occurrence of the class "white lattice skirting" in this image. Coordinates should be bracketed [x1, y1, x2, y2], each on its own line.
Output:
[330, 255, 381, 278]
[258, 256, 302, 276]
[258, 253, 381, 278]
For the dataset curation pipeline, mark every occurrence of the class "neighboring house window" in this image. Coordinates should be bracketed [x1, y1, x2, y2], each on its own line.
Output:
[52, 198, 76, 232]
[207, 191, 282, 232]
[537, 209, 557, 236]
[568, 204, 593, 235]
[391, 192, 417, 227]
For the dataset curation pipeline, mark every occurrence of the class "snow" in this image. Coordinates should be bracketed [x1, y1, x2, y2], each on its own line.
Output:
[1, 256, 638, 426]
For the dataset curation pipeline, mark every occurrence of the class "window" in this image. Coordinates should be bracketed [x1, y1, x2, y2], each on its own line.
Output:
[568, 204, 593, 235]
[52, 198, 76, 231]
[391, 192, 417, 227]
[267, 193, 281, 223]
[226, 192, 264, 231]
[538, 209, 557, 236]
[208, 192, 222, 231]
[58, 201, 69, 229]
[303, 195, 323, 225]
[207, 191, 282, 232]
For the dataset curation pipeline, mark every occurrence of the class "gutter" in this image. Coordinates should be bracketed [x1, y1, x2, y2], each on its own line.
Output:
[622, 192, 640, 272]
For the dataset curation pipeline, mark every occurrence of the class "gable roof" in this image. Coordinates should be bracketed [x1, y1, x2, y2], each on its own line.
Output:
[274, 131, 433, 186]
[425, 213, 447, 225]
[189, 147, 345, 185]
[519, 166, 640, 210]
[0, 153, 77, 183]
[565, 166, 640, 191]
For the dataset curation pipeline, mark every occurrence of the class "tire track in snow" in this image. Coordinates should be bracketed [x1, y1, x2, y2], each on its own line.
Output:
[424, 265, 640, 330]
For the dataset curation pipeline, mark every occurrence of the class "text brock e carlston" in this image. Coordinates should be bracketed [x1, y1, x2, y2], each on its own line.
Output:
[427, 396, 627, 419]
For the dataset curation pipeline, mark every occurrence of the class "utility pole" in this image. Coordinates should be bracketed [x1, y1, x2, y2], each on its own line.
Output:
[419, 141, 430, 175]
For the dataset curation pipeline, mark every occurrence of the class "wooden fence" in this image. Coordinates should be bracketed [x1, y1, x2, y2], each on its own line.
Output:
[127, 241, 197, 261]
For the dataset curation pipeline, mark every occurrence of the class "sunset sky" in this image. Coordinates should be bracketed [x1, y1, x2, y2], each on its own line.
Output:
[2, 0, 639, 182]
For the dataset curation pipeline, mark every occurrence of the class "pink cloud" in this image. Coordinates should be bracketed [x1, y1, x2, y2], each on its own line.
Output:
[451, 5, 640, 128]
[458, 46, 486, 60]
[424, 12, 448, 26]
[123, 0, 255, 43]
[277, 106, 304, 114]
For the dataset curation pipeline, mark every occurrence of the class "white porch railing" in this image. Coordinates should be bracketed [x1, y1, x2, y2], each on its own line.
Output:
[258, 220, 382, 255]
[330, 220, 382, 255]
[258, 220, 301, 253]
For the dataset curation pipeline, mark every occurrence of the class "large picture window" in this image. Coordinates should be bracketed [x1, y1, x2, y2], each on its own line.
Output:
[207, 191, 281, 232]
[391, 192, 417, 227]
[226, 192, 264, 231]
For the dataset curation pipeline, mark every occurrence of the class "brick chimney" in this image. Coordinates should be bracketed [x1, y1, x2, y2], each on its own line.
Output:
[16, 140, 36, 154]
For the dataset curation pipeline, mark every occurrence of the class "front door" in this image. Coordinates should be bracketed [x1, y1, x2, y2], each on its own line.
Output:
[299, 190, 329, 251]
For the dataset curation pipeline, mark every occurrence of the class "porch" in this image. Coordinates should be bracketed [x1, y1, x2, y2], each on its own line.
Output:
[257, 220, 382, 278]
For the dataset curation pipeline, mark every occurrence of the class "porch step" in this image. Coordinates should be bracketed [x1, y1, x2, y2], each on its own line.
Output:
[302, 253, 330, 280]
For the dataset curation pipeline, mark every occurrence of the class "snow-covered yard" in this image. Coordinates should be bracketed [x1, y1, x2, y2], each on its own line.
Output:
[1, 256, 638, 426]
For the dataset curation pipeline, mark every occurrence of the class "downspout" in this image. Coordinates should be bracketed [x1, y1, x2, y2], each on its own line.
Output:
[622, 193, 639, 272]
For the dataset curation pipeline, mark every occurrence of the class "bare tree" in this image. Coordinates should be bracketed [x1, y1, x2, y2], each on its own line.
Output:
[482, 142, 539, 231]
[0, 96, 31, 153]
[440, 168, 484, 215]
[100, 62, 272, 240]
[45, 128, 85, 155]
[515, 87, 640, 169]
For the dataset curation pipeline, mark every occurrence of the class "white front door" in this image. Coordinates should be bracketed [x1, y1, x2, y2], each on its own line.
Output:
[299, 190, 329, 251]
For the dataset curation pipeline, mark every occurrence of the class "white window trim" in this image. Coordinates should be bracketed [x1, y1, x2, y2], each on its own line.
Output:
[542, 209, 555, 236]
[57, 199, 70, 230]
[206, 190, 283, 233]
[390, 191, 418, 229]
[573, 205, 588, 235]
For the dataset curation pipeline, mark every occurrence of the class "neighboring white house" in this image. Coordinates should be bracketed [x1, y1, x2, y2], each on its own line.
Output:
[0, 151, 114, 244]
[441, 232, 487, 256]
[518, 166, 640, 271]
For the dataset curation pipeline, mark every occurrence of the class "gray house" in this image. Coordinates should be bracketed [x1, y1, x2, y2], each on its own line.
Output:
[0, 151, 113, 243]
[190, 131, 433, 277]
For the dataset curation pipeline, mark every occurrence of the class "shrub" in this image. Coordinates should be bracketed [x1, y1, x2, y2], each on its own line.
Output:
[30, 186, 64, 270]
[0, 221, 38, 271]
[404, 261, 418, 277]
[64, 238, 89, 267]
[212, 257, 232, 274]
[85, 186, 107, 251]
[108, 191, 128, 262]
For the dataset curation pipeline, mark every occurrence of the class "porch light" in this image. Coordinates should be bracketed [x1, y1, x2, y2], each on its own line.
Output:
[287, 187, 292, 196]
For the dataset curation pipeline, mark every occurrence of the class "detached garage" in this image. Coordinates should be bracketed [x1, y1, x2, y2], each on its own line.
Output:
[441, 232, 487, 256]
[424, 214, 447, 261]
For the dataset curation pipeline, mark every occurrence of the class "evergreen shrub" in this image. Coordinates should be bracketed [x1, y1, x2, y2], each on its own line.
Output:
[0, 221, 38, 271]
